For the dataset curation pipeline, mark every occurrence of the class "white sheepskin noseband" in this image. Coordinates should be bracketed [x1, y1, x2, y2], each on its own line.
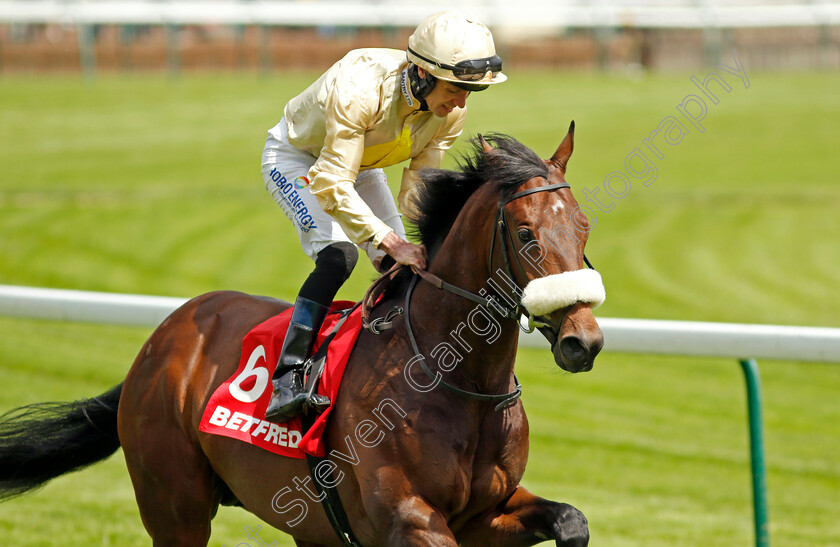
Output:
[520, 269, 606, 316]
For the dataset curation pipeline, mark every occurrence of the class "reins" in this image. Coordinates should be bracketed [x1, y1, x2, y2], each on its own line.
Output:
[403, 273, 523, 411]
[361, 180, 592, 411]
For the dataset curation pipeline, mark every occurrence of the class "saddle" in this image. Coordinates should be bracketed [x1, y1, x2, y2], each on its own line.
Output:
[198, 264, 408, 460]
[198, 300, 362, 459]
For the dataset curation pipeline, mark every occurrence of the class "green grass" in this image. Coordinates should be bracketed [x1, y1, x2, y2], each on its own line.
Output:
[0, 68, 838, 546]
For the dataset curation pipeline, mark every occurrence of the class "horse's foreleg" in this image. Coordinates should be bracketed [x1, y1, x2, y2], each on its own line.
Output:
[456, 486, 588, 547]
[376, 496, 459, 547]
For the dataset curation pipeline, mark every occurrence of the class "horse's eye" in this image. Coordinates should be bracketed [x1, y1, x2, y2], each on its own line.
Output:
[517, 228, 534, 242]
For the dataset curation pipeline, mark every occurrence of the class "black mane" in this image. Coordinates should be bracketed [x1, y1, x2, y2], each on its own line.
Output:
[407, 133, 549, 253]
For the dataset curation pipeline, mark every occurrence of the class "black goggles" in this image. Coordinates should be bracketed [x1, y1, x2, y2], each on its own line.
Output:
[408, 46, 503, 82]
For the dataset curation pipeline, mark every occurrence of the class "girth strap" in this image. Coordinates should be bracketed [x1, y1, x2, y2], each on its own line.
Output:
[300, 308, 362, 547]
[301, 423, 362, 547]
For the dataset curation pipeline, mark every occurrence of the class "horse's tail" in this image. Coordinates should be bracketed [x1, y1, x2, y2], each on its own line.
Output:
[0, 382, 123, 501]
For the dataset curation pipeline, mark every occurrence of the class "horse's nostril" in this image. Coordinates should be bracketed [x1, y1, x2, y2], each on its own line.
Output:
[560, 336, 586, 364]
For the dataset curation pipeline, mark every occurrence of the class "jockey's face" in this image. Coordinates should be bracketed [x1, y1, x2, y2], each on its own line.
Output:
[418, 68, 470, 117]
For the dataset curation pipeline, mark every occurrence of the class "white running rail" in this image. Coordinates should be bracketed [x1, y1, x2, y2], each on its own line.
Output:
[1, 284, 838, 362]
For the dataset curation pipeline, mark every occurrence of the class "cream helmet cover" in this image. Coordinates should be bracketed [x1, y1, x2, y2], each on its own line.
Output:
[407, 11, 507, 86]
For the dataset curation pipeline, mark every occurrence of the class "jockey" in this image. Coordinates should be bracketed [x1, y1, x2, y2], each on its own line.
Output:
[261, 11, 507, 423]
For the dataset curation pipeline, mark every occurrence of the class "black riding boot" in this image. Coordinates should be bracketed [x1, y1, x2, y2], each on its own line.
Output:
[265, 296, 331, 423]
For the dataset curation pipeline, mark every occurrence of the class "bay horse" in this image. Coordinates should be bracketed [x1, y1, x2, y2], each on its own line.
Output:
[0, 123, 604, 546]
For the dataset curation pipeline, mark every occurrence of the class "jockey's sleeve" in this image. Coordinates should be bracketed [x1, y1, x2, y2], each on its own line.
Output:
[398, 110, 467, 220]
[306, 66, 394, 248]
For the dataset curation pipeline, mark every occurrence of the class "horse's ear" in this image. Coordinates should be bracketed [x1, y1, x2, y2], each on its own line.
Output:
[550, 121, 575, 171]
[478, 134, 495, 154]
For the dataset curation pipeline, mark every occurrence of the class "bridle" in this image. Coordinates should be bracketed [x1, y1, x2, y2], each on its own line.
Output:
[488, 180, 594, 331]
[373, 179, 593, 411]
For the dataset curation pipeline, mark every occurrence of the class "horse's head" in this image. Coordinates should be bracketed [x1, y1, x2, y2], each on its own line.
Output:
[410, 123, 604, 373]
[481, 123, 604, 372]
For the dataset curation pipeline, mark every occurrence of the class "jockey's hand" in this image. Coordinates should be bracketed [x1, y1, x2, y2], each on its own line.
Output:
[379, 231, 427, 270]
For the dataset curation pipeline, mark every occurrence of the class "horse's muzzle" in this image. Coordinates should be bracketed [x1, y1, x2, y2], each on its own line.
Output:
[539, 304, 604, 373]
[552, 331, 603, 372]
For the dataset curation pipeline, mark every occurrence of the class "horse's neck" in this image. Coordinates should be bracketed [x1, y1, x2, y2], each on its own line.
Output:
[411, 281, 519, 392]
[408, 185, 522, 392]
[412, 247, 520, 395]
[428, 186, 498, 299]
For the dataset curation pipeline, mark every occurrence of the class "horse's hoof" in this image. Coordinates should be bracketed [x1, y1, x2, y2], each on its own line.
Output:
[553, 504, 589, 546]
